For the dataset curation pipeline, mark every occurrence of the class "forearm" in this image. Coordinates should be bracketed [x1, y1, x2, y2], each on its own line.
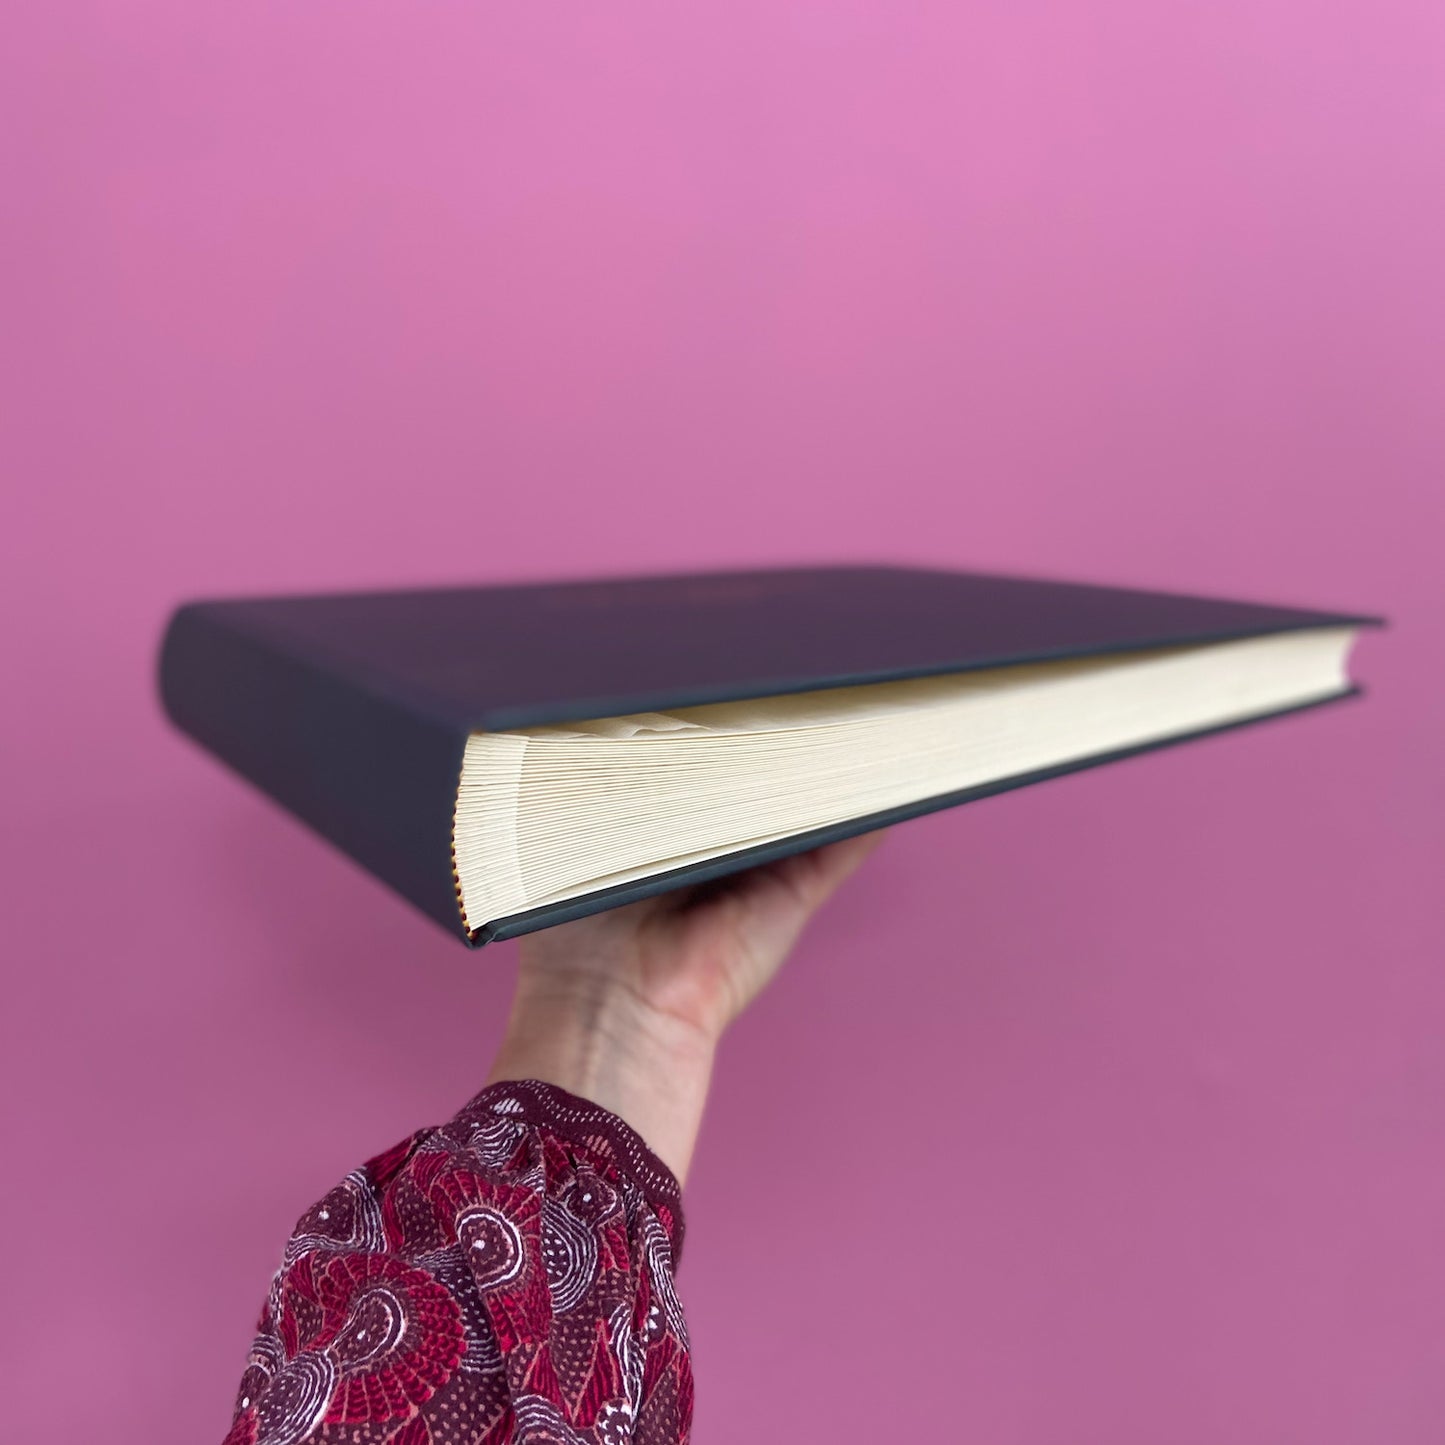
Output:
[485, 966, 719, 1187]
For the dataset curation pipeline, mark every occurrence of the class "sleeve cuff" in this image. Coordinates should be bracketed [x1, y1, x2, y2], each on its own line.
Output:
[454, 1077, 686, 1264]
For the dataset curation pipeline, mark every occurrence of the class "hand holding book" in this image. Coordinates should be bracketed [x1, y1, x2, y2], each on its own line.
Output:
[190, 568, 1379, 1445]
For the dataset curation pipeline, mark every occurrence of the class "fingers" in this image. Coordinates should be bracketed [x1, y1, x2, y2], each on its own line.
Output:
[784, 829, 886, 909]
[723, 830, 886, 982]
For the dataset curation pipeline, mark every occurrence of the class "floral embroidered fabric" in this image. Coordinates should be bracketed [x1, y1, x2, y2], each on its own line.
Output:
[221, 1079, 692, 1444]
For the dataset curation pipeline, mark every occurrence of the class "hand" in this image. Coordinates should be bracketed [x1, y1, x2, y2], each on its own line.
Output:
[485, 832, 884, 1185]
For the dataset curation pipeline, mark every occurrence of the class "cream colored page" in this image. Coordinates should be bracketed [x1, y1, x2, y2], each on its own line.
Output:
[497, 647, 1179, 743]
[456, 627, 1357, 929]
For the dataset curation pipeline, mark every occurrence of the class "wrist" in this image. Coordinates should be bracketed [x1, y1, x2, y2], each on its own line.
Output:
[485, 969, 718, 1187]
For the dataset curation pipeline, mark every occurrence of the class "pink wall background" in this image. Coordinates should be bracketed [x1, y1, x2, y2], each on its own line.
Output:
[4, 3, 1443, 1441]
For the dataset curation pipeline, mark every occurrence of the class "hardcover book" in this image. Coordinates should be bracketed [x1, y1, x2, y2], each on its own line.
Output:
[158, 565, 1379, 945]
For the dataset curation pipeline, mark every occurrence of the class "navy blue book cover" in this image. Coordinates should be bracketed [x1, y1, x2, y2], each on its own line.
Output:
[158, 566, 1378, 945]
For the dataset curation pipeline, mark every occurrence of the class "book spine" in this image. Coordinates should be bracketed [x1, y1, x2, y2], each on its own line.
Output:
[158, 604, 473, 942]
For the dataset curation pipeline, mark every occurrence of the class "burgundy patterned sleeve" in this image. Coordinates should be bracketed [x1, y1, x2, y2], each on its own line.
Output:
[221, 1079, 692, 1445]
